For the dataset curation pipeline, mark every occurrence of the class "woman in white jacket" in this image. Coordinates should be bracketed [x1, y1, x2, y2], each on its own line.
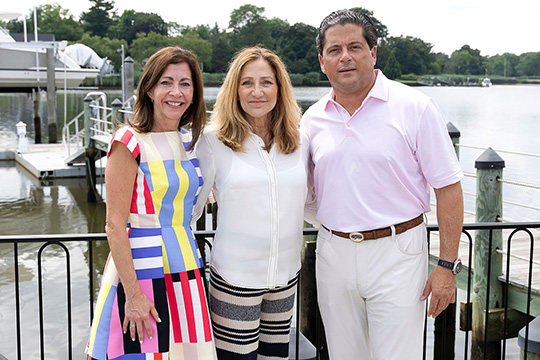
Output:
[193, 46, 316, 360]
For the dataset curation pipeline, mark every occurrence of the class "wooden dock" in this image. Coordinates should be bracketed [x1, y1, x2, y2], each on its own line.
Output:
[0, 144, 105, 179]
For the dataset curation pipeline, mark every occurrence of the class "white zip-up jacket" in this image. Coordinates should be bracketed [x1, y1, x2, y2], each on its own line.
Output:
[193, 125, 315, 288]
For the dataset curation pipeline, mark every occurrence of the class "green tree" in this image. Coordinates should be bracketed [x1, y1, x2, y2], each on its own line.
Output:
[3, 5, 83, 41]
[445, 45, 486, 75]
[171, 33, 212, 71]
[383, 51, 402, 79]
[385, 36, 434, 75]
[228, 4, 273, 48]
[209, 25, 234, 73]
[278, 23, 319, 74]
[350, 7, 388, 39]
[109, 10, 167, 45]
[487, 53, 519, 77]
[268, 17, 290, 51]
[516, 52, 540, 77]
[80, 0, 117, 38]
[431, 52, 448, 74]
[129, 32, 169, 65]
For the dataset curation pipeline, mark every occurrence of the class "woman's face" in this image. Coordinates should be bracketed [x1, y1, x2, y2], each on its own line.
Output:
[237, 59, 278, 123]
[147, 62, 194, 127]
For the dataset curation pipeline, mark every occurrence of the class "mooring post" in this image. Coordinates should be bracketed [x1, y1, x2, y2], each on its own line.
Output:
[33, 90, 42, 144]
[471, 148, 505, 359]
[83, 95, 98, 202]
[518, 315, 540, 359]
[46, 48, 57, 143]
[124, 56, 135, 108]
[447, 122, 461, 158]
[432, 122, 461, 360]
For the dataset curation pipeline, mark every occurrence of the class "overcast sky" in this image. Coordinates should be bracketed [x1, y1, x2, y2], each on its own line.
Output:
[3, 0, 539, 56]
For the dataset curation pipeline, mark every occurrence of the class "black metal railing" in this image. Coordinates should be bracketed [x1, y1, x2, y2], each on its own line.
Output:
[0, 222, 538, 360]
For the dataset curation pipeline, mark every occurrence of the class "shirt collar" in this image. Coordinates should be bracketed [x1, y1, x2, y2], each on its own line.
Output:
[324, 69, 390, 111]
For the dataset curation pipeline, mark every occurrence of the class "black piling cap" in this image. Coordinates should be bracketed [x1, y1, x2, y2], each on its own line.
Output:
[446, 122, 461, 138]
[475, 147, 505, 169]
[111, 98, 123, 107]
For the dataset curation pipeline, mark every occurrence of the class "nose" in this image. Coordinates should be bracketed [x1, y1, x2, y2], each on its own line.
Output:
[339, 49, 352, 62]
[170, 83, 183, 96]
[251, 84, 263, 96]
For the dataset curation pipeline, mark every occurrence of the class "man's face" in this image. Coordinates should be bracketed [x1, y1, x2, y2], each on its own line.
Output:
[319, 23, 377, 95]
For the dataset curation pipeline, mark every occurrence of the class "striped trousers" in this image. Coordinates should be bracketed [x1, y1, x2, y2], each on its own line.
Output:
[209, 268, 298, 360]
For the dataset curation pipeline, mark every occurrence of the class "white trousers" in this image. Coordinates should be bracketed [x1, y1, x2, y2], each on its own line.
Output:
[316, 223, 428, 360]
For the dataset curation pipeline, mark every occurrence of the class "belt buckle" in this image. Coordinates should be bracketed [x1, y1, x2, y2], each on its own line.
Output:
[349, 232, 364, 243]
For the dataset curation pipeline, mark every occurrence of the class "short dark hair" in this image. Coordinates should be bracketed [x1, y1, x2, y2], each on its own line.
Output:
[316, 9, 378, 56]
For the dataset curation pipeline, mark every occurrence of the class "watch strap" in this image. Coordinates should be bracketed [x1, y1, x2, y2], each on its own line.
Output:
[437, 259, 454, 270]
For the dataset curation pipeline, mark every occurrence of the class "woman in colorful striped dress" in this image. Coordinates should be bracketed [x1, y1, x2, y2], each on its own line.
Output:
[86, 47, 217, 360]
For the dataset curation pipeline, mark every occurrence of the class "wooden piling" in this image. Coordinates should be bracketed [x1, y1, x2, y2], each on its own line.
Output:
[83, 96, 98, 203]
[124, 56, 134, 108]
[46, 48, 57, 143]
[33, 91, 42, 144]
[471, 148, 505, 359]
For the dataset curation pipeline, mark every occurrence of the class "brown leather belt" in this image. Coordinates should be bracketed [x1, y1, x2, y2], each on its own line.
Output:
[322, 214, 424, 243]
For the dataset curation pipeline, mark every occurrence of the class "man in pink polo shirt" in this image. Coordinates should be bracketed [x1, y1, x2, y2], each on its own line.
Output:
[301, 9, 464, 360]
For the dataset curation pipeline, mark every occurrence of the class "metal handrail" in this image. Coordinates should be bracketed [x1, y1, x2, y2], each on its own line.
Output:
[1, 221, 539, 360]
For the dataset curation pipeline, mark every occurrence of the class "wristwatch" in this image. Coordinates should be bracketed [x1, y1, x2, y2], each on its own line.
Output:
[437, 258, 462, 275]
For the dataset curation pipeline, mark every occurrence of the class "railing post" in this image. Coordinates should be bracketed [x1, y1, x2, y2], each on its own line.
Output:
[432, 122, 461, 360]
[472, 148, 505, 359]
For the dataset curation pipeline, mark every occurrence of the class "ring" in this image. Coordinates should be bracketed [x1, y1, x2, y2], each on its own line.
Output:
[130, 324, 136, 328]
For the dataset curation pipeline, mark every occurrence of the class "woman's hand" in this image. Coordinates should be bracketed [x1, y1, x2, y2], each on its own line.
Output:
[122, 291, 161, 343]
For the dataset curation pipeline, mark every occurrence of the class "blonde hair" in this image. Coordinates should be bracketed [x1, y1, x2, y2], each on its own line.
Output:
[130, 47, 206, 150]
[212, 46, 301, 154]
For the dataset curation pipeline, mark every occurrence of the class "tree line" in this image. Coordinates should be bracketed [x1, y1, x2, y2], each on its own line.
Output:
[3, 1, 540, 82]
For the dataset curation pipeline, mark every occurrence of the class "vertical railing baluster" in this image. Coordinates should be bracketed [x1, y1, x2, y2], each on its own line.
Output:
[14, 242, 22, 360]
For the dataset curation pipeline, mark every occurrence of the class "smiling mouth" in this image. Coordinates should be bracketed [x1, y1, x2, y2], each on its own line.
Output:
[166, 101, 183, 106]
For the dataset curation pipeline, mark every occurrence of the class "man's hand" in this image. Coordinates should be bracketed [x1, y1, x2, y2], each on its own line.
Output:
[420, 265, 456, 318]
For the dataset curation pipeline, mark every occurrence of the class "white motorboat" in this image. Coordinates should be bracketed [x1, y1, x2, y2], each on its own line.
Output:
[481, 78, 492, 87]
[0, 11, 111, 92]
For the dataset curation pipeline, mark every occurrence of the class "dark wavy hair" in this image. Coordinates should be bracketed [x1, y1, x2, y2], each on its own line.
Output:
[316, 9, 378, 55]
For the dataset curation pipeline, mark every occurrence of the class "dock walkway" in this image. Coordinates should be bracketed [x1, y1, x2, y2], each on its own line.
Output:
[0, 144, 105, 179]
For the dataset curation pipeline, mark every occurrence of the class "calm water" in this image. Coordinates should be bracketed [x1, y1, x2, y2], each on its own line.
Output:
[1, 85, 539, 359]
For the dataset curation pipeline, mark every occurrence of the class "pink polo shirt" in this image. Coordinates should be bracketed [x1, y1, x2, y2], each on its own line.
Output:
[301, 70, 463, 232]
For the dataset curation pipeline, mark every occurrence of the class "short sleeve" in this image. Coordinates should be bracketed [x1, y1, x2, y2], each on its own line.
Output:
[107, 127, 141, 164]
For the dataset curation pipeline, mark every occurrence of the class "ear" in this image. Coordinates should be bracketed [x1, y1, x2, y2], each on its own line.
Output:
[371, 46, 377, 66]
[319, 54, 326, 74]
[147, 90, 153, 102]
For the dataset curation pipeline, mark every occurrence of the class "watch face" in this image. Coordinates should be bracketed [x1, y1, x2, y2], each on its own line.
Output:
[453, 259, 463, 274]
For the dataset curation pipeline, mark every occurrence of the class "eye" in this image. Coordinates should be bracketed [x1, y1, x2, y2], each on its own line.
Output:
[160, 80, 172, 86]
[263, 79, 274, 85]
[241, 80, 252, 86]
[180, 81, 192, 87]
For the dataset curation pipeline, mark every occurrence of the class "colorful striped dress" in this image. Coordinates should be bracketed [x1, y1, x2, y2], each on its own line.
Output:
[86, 127, 217, 360]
